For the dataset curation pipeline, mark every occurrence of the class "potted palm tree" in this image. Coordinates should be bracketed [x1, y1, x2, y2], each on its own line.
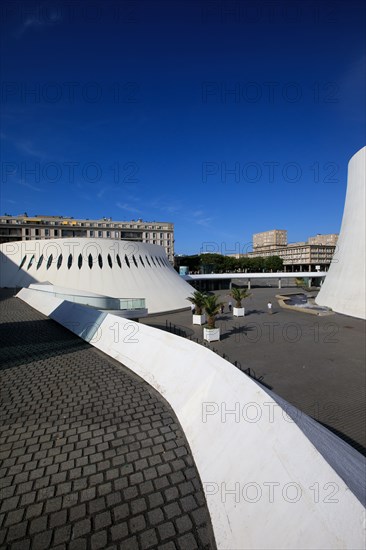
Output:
[230, 287, 251, 317]
[187, 290, 207, 325]
[203, 294, 222, 342]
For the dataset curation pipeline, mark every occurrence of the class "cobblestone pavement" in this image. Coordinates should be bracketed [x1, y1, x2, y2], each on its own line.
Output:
[0, 292, 217, 550]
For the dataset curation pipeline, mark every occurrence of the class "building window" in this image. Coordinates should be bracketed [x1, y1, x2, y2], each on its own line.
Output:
[90, 230, 94, 237]
[36, 255, 44, 270]
[98, 231, 102, 237]
[54, 229, 59, 236]
[27, 255, 35, 270]
[25, 228, 30, 236]
[106, 231, 110, 238]
[45, 229, 49, 236]
[35, 229, 39, 236]
[19, 255, 27, 270]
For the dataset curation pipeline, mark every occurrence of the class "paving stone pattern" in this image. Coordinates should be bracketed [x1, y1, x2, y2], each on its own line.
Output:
[0, 293, 217, 550]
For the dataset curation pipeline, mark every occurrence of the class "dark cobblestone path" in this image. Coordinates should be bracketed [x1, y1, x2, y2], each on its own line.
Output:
[0, 292, 217, 550]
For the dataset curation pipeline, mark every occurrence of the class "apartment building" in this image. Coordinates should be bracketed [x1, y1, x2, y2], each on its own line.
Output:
[253, 229, 287, 250]
[307, 234, 339, 246]
[249, 243, 336, 271]
[0, 215, 175, 263]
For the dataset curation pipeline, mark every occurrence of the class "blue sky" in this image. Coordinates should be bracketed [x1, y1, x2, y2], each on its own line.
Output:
[1, 0, 365, 254]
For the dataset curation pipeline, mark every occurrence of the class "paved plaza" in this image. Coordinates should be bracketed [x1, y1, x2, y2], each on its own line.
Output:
[0, 291, 216, 550]
[141, 286, 366, 455]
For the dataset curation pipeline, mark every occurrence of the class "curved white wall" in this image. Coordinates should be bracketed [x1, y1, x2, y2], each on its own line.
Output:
[0, 238, 193, 314]
[316, 146, 366, 319]
[17, 289, 366, 550]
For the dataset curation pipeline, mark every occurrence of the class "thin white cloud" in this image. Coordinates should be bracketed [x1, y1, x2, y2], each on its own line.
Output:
[1, 133, 50, 160]
[149, 197, 182, 214]
[18, 180, 43, 192]
[116, 202, 142, 214]
[97, 186, 110, 199]
[195, 217, 214, 228]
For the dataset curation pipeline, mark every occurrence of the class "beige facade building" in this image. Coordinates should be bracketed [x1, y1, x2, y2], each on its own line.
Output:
[0, 215, 174, 263]
[248, 243, 336, 271]
[253, 229, 287, 250]
[248, 231, 338, 271]
[307, 234, 339, 246]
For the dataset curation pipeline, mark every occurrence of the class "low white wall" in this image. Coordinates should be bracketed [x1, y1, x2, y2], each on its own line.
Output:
[18, 289, 365, 550]
[316, 146, 366, 319]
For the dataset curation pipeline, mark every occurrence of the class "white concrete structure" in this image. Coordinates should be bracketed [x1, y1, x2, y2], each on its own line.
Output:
[17, 288, 366, 550]
[316, 146, 366, 319]
[0, 239, 193, 314]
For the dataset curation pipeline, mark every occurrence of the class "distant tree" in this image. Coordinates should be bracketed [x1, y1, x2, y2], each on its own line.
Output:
[264, 256, 283, 272]
[199, 253, 226, 273]
[222, 256, 237, 272]
[174, 254, 200, 272]
[247, 257, 265, 272]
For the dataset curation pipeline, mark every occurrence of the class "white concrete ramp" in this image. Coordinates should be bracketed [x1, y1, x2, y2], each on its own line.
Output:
[18, 288, 366, 550]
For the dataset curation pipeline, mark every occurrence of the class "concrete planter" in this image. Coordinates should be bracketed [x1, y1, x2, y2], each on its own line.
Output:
[203, 327, 220, 342]
[233, 307, 245, 317]
[193, 314, 206, 325]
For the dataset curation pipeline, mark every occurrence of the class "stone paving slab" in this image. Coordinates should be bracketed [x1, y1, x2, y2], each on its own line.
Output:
[0, 292, 217, 550]
[141, 287, 366, 455]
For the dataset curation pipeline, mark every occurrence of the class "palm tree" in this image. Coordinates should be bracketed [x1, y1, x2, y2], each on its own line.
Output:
[229, 287, 251, 308]
[187, 290, 206, 315]
[203, 294, 222, 329]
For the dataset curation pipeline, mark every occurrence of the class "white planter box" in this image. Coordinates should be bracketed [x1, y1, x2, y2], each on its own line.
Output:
[193, 314, 206, 325]
[233, 307, 245, 317]
[203, 327, 220, 342]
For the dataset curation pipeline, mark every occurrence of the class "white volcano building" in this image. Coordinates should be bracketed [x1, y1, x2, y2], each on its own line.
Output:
[0, 239, 192, 314]
[316, 146, 366, 319]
